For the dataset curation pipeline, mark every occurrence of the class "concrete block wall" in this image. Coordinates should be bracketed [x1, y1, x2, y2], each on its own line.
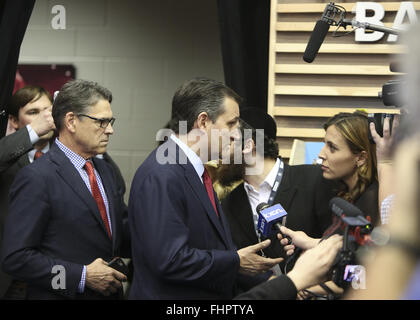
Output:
[19, 0, 224, 201]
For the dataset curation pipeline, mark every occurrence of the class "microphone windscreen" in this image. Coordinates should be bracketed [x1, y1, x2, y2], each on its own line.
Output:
[329, 197, 364, 218]
[256, 202, 269, 214]
[303, 20, 330, 63]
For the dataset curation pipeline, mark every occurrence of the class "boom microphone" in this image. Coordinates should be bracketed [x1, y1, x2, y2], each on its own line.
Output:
[303, 20, 330, 63]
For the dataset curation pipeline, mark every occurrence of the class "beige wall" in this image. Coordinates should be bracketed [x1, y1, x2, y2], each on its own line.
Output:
[19, 0, 224, 201]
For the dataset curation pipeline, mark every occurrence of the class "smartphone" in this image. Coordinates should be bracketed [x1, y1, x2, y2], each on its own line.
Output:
[108, 257, 129, 276]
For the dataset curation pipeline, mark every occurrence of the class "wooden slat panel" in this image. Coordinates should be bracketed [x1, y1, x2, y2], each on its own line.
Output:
[276, 43, 405, 54]
[274, 85, 379, 97]
[279, 148, 291, 158]
[275, 64, 399, 75]
[273, 106, 401, 117]
[269, 1, 411, 159]
[277, 128, 325, 138]
[277, 2, 420, 13]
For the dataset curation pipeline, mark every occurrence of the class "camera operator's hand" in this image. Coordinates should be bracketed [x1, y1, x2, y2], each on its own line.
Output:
[369, 115, 399, 163]
[286, 235, 343, 292]
[237, 240, 284, 275]
[277, 226, 320, 256]
[370, 114, 400, 214]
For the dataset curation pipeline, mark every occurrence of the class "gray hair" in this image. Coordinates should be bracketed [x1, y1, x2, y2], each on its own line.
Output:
[52, 79, 112, 132]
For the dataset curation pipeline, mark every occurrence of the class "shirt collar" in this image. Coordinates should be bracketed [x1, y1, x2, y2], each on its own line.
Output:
[28, 143, 50, 163]
[170, 134, 204, 178]
[55, 138, 89, 170]
[264, 158, 281, 189]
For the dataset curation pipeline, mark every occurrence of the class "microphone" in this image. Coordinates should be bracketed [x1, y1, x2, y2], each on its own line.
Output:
[329, 197, 373, 246]
[303, 20, 330, 63]
[256, 203, 291, 244]
[329, 197, 370, 227]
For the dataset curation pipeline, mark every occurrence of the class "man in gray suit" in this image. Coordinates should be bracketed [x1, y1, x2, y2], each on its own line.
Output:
[0, 86, 55, 298]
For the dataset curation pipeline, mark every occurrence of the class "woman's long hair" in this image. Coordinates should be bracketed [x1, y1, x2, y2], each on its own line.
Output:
[324, 111, 377, 203]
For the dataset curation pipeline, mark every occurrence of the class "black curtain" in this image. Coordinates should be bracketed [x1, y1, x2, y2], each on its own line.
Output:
[217, 0, 270, 111]
[0, 0, 35, 138]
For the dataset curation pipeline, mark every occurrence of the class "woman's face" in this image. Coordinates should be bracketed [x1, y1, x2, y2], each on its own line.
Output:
[318, 125, 362, 183]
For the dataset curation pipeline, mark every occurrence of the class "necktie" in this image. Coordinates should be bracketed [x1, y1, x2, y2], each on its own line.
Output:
[202, 168, 219, 217]
[84, 161, 112, 239]
[34, 151, 44, 160]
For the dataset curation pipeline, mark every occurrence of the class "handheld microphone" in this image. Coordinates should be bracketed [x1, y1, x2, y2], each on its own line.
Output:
[256, 202, 291, 244]
[303, 20, 330, 63]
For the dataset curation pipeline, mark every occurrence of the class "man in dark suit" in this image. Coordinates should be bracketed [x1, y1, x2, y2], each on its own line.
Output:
[1, 79, 130, 299]
[128, 78, 283, 299]
[222, 108, 335, 270]
[0, 86, 55, 298]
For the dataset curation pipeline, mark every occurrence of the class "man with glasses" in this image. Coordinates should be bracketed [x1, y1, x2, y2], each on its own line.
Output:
[1, 79, 130, 300]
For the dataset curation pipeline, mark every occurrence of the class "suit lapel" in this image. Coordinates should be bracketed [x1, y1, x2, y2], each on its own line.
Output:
[16, 153, 30, 169]
[49, 144, 112, 242]
[184, 168, 231, 248]
[232, 185, 260, 244]
[165, 139, 231, 248]
[273, 164, 297, 213]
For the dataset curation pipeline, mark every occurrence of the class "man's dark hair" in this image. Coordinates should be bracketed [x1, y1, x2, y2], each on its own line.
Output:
[241, 124, 279, 160]
[166, 77, 242, 133]
[7, 86, 52, 118]
[52, 79, 112, 132]
[239, 107, 279, 160]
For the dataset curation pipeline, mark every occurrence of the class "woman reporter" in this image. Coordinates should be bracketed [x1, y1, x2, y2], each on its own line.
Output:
[278, 110, 379, 298]
[318, 110, 379, 225]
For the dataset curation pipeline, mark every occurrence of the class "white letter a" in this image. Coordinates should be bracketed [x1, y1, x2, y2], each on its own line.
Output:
[51, 5, 66, 30]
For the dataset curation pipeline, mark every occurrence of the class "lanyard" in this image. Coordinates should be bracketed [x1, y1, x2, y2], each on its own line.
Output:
[267, 159, 284, 206]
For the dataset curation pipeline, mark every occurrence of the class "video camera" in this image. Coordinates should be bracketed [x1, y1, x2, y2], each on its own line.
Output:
[324, 197, 373, 289]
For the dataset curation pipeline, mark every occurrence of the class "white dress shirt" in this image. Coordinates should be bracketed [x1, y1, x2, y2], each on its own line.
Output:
[244, 158, 283, 236]
[170, 134, 205, 183]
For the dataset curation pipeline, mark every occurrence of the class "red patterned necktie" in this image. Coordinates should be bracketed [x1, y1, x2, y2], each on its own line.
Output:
[34, 151, 44, 160]
[202, 168, 219, 217]
[84, 161, 112, 239]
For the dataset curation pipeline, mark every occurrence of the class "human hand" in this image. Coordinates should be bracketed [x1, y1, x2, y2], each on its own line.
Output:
[85, 258, 127, 296]
[369, 115, 400, 163]
[29, 106, 55, 137]
[277, 226, 320, 256]
[237, 240, 284, 275]
[286, 234, 343, 292]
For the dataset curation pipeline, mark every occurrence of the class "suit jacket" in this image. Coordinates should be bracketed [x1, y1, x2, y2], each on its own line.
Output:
[128, 139, 266, 299]
[1, 142, 130, 299]
[0, 128, 33, 297]
[222, 163, 335, 261]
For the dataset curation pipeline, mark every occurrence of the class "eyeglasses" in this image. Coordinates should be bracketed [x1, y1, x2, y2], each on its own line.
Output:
[77, 114, 116, 129]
